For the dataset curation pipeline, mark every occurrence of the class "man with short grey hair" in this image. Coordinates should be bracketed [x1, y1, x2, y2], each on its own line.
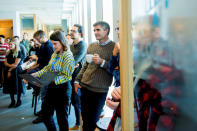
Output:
[74, 21, 115, 131]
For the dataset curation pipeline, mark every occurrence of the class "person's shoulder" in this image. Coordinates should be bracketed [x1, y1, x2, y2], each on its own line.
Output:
[19, 44, 25, 49]
[47, 40, 53, 46]
[46, 40, 54, 48]
[63, 50, 74, 60]
[79, 40, 87, 45]
[1, 43, 9, 47]
[88, 41, 98, 48]
[109, 40, 116, 45]
[78, 41, 87, 48]
[63, 50, 73, 56]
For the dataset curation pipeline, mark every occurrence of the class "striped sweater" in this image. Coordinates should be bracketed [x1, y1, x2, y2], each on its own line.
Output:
[38, 50, 75, 85]
[0, 43, 9, 62]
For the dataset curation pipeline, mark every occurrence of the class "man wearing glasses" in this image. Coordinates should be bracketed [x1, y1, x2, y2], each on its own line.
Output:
[69, 24, 87, 130]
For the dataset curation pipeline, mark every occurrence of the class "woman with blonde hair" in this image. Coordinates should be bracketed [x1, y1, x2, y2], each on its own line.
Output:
[3, 40, 24, 108]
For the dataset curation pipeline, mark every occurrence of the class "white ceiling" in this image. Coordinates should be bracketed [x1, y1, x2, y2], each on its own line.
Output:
[0, 0, 77, 25]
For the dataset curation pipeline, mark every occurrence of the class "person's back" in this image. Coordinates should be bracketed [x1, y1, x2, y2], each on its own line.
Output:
[0, 35, 9, 87]
[37, 40, 53, 69]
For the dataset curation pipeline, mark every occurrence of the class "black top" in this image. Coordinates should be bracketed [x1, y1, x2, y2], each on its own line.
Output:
[29, 47, 40, 56]
[7, 50, 22, 65]
[37, 40, 54, 69]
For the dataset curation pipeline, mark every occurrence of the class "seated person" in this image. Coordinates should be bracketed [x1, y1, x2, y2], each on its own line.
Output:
[3, 40, 25, 107]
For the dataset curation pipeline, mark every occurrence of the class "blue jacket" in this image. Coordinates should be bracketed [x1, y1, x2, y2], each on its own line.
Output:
[107, 53, 120, 87]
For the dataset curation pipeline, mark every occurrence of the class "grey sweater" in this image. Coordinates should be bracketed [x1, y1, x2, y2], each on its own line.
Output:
[76, 41, 115, 93]
[70, 41, 87, 66]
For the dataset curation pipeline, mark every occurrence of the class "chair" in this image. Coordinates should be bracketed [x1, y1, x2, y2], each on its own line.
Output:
[31, 85, 40, 115]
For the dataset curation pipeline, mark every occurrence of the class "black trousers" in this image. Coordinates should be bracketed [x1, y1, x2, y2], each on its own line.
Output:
[81, 88, 107, 131]
[0, 62, 4, 84]
[42, 81, 72, 131]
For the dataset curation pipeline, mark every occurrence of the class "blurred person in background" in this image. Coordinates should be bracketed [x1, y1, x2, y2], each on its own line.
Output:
[0, 35, 9, 88]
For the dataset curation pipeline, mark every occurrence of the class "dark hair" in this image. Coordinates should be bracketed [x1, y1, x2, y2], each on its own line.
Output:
[24, 32, 28, 36]
[50, 31, 68, 51]
[93, 21, 110, 35]
[30, 39, 34, 42]
[74, 24, 84, 38]
[6, 37, 11, 40]
[33, 30, 46, 39]
[13, 36, 19, 39]
[0, 35, 5, 38]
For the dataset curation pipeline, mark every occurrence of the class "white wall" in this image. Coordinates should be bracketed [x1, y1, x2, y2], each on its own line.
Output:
[0, 11, 20, 37]
[160, 0, 197, 39]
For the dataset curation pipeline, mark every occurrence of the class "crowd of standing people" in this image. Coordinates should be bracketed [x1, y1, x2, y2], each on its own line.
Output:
[0, 20, 183, 131]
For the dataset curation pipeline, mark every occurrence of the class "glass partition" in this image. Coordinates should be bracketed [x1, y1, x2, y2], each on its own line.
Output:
[132, 0, 197, 130]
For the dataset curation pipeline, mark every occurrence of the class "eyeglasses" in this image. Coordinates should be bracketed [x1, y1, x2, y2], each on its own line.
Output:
[70, 30, 77, 33]
[115, 27, 119, 32]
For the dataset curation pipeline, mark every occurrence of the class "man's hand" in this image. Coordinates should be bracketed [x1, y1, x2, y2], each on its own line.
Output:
[23, 79, 28, 84]
[10, 64, 17, 68]
[29, 55, 38, 60]
[31, 72, 38, 77]
[74, 83, 82, 95]
[27, 66, 34, 72]
[74, 64, 79, 69]
[111, 86, 121, 101]
[92, 54, 103, 65]
[106, 97, 120, 110]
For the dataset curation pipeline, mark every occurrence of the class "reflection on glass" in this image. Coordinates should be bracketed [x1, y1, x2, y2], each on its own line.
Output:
[132, 0, 197, 130]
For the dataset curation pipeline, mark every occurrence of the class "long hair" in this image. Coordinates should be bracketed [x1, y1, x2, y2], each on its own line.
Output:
[50, 31, 68, 51]
[7, 40, 20, 58]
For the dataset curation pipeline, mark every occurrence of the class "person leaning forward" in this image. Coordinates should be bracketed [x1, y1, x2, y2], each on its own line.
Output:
[32, 31, 75, 131]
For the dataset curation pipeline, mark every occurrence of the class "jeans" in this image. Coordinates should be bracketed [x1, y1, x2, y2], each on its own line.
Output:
[70, 65, 82, 126]
[71, 87, 81, 126]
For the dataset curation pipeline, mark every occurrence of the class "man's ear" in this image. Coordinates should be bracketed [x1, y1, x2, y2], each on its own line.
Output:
[105, 29, 109, 34]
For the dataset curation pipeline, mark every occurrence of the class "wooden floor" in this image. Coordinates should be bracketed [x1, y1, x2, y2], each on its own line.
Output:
[0, 88, 78, 131]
